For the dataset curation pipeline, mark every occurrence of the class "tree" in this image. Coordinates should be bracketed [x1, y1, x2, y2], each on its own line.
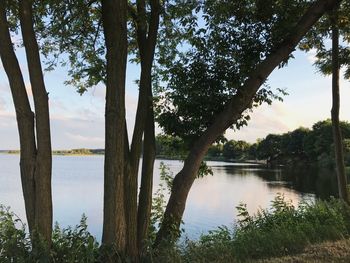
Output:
[0, 0, 52, 249]
[154, 0, 343, 245]
[100, 0, 128, 256]
[256, 134, 283, 161]
[207, 144, 223, 159]
[300, 1, 350, 203]
[37, 0, 341, 257]
[223, 140, 250, 160]
[330, 6, 349, 203]
[280, 128, 310, 158]
[41, 0, 161, 259]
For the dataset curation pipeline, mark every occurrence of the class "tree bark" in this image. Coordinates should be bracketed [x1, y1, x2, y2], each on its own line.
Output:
[124, 0, 160, 259]
[0, 0, 53, 248]
[330, 9, 349, 204]
[137, 82, 156, 254]
[0, 0, 36, 235]
[101, 0, 128, 255]
[155, 0, 342, 246]
[19, 0, 53, 245]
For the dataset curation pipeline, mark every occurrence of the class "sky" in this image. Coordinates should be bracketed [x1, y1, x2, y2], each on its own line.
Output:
[0, 44, 350, 150]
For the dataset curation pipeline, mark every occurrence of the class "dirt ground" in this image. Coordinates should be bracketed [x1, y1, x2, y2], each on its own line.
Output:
[257, 239, 350, 263]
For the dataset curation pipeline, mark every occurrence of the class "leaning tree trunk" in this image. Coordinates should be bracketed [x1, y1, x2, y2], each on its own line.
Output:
[154, 0, 342, 246]
[0, 0, 36, 235]
[101, 0, 128, 255]
[0, 0, 52, 247]
[19, 0, 53, 245]
[330, 10, 349, 204]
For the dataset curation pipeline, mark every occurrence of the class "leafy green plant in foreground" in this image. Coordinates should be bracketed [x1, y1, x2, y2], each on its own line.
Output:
[2, 194, 350, 262]
[0, 205, 99, 263]
[0, 205, 30, 262]
[51, 214, 99, 262]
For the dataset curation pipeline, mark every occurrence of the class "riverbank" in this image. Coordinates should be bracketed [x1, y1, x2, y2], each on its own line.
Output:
[0, 150, 264, 164]
[1, 196, 350, 262]
[258, 239, 350, 262]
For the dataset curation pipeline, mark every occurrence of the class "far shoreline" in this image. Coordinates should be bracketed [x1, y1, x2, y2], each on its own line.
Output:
[0, 150, 265, 165]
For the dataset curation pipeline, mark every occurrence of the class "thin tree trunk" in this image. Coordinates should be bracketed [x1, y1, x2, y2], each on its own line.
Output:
[137, 86, 156, 254]
[125, 0, 160, 259]
[101, 0, 128, 255]
[330, 10, 349, 204]
[125, 57, 151, 261]
[155, 0, 342, 246]
[19, 0, 53, 245]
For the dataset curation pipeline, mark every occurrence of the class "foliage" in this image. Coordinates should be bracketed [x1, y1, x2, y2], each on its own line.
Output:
[223, 140, 251, 160]
[51, 215, 99, 262]
[37, 0, 105, 94]
[154, 0, 299, 143]
[3, 195, 350, 262]
[181, 195, 350, 262]
[148, 162, 175, 243]
[299, 1, 350, 78]
[0, 205, 30, 262]
[0, 205, 99, 262]
[155, 134, 187, 159]
[256, 120, 350, 166]
[154, 119, 350, 166]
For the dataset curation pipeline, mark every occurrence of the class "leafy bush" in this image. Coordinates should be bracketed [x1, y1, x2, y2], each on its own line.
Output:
[51, 214, 99, 262]
[0, 206, 99, 262]
[0, 205, 30, 262]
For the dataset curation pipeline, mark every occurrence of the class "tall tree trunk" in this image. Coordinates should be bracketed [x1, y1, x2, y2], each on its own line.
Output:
[125, 0, 160, 259]
[330, 10, 349, 204]
[0, 0, 36, 235]
[101, 0, 128, 255]
[19, 0, 53, 245]
[0, 0, 52, 248]
[125, 56, 151, 261]
[155, 0, 342, 246]
[137, 84, 156, 254]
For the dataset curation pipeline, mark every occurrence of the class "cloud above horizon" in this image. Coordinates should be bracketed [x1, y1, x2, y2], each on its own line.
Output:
[1, 48, 350, 149]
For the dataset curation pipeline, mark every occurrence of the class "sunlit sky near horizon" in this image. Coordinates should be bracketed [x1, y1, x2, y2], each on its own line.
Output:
[1, 45, 350, 150]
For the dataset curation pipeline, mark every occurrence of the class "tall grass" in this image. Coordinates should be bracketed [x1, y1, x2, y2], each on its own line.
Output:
[181, 195, 350, 262]
[1, 195, 350, 262]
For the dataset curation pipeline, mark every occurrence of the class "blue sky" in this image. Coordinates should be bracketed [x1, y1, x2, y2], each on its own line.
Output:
[0, 44, 349, 149]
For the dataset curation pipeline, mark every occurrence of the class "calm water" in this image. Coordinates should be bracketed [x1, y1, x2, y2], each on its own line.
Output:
[0, 154, 338, 241]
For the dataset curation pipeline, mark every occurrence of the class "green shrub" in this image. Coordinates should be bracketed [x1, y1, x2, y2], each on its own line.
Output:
[0, 205, 30, 262]
[2, 195, 350, 263]
[0, 205, 99, 262]
[51, 214, 99, 262]
[182, 194, 350, 262]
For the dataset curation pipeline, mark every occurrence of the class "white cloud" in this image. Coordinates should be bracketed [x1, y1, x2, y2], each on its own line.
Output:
[306, 48, 317, 64]
[65, 132, 104, 144]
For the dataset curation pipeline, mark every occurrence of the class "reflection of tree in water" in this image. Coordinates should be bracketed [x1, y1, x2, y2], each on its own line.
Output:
[222, 165, 338, 199]
[282, 166, 338, 199]
[222, 165, 283, 180]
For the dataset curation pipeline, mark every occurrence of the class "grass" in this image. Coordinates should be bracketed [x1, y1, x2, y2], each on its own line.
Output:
[2, 195, 350, 262]
[175, 195, 350, 263]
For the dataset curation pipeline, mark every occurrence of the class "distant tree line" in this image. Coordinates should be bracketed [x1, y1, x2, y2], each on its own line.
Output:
[156, 119, 350, 167]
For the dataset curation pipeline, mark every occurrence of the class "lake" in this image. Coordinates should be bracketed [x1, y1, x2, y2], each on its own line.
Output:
[0, 154, 338, 241]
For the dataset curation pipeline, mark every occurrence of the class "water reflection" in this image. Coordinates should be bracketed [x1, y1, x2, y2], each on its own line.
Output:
[183, 163, 312, 239]
[0, 155, 338, 241]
